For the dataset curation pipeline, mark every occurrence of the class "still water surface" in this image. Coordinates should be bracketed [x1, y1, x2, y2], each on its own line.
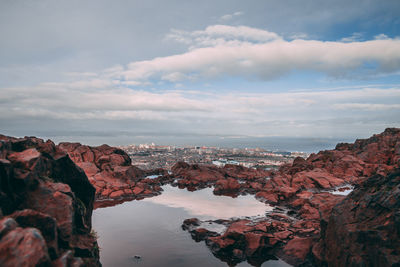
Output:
[93, 185, 291, 267]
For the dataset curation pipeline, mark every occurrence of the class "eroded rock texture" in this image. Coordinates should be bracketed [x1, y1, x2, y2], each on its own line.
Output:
[58, 142, 170, 202]
[180, 128, 400, 266]
[313, 169, 400, 266]
[0, 135, 100, 266]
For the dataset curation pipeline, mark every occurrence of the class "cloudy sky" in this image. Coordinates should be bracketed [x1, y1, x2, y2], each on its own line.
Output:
[1, 0, 400, 147]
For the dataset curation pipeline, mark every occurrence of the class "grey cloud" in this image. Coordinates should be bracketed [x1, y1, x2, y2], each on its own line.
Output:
[1, 81, 398, 141]
[0, 0, 399, 145]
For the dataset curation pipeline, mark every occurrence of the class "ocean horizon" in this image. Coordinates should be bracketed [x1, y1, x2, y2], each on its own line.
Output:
[4, 132, 355, 153]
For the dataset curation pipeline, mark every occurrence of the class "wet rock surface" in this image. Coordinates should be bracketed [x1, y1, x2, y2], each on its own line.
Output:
[0, 135, 100, 266]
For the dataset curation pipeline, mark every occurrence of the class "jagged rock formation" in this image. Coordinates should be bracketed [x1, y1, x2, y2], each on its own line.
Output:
[171, 162, 271, 195]
[2, 128, 398, 266]
[58, 142, 170, 202]
[180, 128, 400, 266]
[0, 135, 100, 266]
[313, 169, 400, 266]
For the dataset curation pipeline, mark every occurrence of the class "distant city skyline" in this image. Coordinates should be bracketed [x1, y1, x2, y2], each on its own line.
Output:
[1, 0, 399, 144]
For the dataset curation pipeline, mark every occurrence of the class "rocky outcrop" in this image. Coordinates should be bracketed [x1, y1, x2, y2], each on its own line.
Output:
[58, 142, 169, 201]
[171, 162, 271, 195]
[2, 128, 397, 266]
[183, 209, 324, 266]
[254, 128, 400, 218]
[181, 128, 400, 266]
[173, 127, 399, 206]
[0, 135, 100, 266]
[313, 168, 400, 266]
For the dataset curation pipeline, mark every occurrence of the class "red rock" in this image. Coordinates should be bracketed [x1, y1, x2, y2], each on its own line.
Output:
[171, 161, 190, 171]
[255, 191, 278, 204]
[108, 153, 128, 166]
[296, 191, 313, 199]
[10, 209, 58, 259]
[7, 148, 41, 166]
[214, 178, 241, 194]
[292, 168, 344, 190]
[101, 188, 113, 197]
[52, 250, 84, 267]
[124, 189, 133, 194]
[244, 232, 262, 256]
[132, 186, 144, 195]
[24, 182, 74, 241]
[278, 186, 298, 199]
[249, 182, 263, 191]
[299, 203, 320, 220]
[77, 162, 99, 177]
[208, 236, 236, 250]
[142, 189, 153, 195]
[58, 142, 148, 201]
[309, 193, 345, 221]
[0, 135, 99, 265]
[288, 156, 314, 174]
[273, 230, 292, 240]
[179, 129, 400, 266]
[0, 227, 51, 267]
[268, 237, 279, 246]
[314, 169, 400, 266]
[69, 233, 100, 265]
[225, 220, 253, 235]
[172, 162, 225, 184]
[290, 197, 308, 208]
[109, 190, 125, 198]
[283, 237, 314, 263]
[0, 218, 17, 238]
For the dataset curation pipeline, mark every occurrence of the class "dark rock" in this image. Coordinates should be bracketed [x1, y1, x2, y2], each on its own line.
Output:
[0, 135, 100, 266]
[314, 169, 400, 266]
[0, 227, 51, 267]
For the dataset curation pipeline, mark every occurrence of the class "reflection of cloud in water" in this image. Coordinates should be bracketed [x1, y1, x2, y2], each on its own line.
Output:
[143, 185, 272, 219]
[331, 187, 354, 196]
[322, 185, 354, 196]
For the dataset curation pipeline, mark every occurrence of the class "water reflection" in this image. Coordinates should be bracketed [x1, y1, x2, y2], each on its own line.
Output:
[143, 185, 273, 219]
[93, 185, 290, 267]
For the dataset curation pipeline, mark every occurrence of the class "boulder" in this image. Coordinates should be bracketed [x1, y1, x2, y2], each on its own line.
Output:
[314, 169, 400, 266]
[58, 142, 151, 201]
[0, 135, 100, 266]
[0, 227, 50, 267]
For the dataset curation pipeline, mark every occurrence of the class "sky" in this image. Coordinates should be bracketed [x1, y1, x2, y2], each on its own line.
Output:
[1, 0, 400, 147]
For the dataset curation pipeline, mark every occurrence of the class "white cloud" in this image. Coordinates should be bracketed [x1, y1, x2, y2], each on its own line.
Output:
[374, 33, 389, 40]
[220, 11, 243, 21]
[340, 32, 363, 42]
[120, 80, 150, 86]
[220, 14, 233, 21]
[64, 72, 98, 77]
[333, 103, 400, 111]
[289, 32, 309, 40]
[132, 25, 400, 83]
[161, 72, 188, 82]
[200, 25, 280, 42]
[166, 25, 281, 49]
